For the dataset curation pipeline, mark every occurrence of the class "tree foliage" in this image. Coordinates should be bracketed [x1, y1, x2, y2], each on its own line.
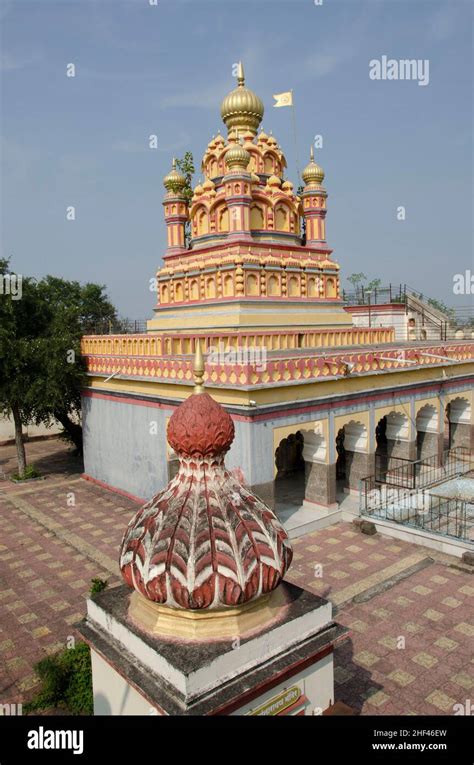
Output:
[174, 152, 195, 247]
[0, 261, 119, 473]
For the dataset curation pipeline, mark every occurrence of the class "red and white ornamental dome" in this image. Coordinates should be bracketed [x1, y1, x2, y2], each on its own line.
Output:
[119, 344, 292, 610]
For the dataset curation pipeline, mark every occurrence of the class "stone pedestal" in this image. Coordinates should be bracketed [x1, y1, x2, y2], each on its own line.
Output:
[417, 431, 443, 463]
[304, 461, 337, 507]
[387, 439, 417, 461]
[344, 451, 375, 492]
[78, 583, 349, 716]
[450, 422, 474, 452]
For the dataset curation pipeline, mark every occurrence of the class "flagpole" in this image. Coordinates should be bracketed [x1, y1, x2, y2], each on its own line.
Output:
[290, 90, 300, 182]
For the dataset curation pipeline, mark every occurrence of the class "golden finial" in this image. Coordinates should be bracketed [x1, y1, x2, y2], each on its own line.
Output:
[193, 340, 205, 394]
[302, 144, 325, 186]
[221, 61, 264, 135]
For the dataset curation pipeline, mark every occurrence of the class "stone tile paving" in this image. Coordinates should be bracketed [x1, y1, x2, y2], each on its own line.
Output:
[287, 526, 474, 716]
[0, 438, 473, 714]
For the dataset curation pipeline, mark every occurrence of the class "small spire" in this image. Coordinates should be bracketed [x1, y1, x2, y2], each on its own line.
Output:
[237, 61, 245, 87]
[172, 157, 176, 168]
[193, 340, 205, 394]
[310, 145, 314, 161]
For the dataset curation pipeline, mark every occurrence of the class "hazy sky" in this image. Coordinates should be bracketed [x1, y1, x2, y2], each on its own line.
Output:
[1, 0, 472, 319]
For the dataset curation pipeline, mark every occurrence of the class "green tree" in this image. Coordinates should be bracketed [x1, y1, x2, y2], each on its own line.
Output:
[366, 278, 382, 291]
[175, 152, 195, 248]
[30, 276, 119, 454]
[0, 259, 52, 477]
[0, 262, 119, 474]
[347, 273, 367, 289]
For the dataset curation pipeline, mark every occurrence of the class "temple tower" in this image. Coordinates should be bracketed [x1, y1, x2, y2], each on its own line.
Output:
[163, 159, 188, 256]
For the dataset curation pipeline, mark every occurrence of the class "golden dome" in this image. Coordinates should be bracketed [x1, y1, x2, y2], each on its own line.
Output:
[221, 62, 264, 136]
[202, 177, 215, 192]
[302, 146, 325, 185]
[268, 174, 281, 185]
[257, 129, 269, 143]
[163, 158, 186, 192]
[267, 132, 277, 146]
[225, 142, 251, 171]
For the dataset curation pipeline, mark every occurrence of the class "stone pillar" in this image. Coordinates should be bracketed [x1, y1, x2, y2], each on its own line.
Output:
[344, 451, 375, 492]
[383, 439, 416, 470]
[417, 431, 443, 463]
[449, 422, 474, 452]
[304, 460, 337, 508]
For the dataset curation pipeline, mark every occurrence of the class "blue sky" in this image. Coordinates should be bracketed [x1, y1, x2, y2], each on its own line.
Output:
[1, 0, 472, 318]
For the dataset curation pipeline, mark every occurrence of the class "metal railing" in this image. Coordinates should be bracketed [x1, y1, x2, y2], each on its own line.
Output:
[87, 319, 148, 335]
[374, 447, 471, 489]
[361, 483, 472, 542]
[360, 447, 473, 542]
[342, 284, 406, 306]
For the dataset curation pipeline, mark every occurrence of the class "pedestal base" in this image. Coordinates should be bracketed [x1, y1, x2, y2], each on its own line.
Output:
[78, 583, 349, 716]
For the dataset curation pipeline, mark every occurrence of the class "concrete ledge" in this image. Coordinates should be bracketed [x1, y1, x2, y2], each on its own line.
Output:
[360, 515, 473, 558]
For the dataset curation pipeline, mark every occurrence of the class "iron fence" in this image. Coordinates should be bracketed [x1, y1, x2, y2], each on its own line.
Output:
[361, 446, 473, 542]
[87, 319, 148, 335]
[374, 446, 471, 489]
[360, 482, 472, 542]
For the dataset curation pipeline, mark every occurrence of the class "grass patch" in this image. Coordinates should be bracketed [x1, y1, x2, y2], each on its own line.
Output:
[24, 642, 93, 715]
[11, 464, 42, 481]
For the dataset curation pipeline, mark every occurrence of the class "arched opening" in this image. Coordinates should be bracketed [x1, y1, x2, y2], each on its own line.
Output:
[223, 274, 234, 297]
[205, 277, 216, 299]
[190, 279, 199, 300]
[375, 411, 412, 477]
[197, 209, 208, 235]
[307, 277, 317, 297]
[267, 274, 280, 296]
[273, 432, 306, 515]
[326, 277, 337, 298]
[264, 156, 274, 174]
[275, 205, 289, 232]
[218, 207, 229, 232]
[416, 404, 439, 461]
[246, 273, 259, 296]
[445, 398, 471, 451]
[174, 282, 183, 302]
[250, 205, 264, 230]
[335, 421, 368, 495]
[288, 276, 299, 297]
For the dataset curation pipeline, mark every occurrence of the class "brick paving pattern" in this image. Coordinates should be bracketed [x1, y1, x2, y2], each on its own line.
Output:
[0, 438, 473, 714]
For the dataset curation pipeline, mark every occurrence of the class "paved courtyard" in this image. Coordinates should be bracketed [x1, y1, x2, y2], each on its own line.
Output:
[0, 438, 473, 715]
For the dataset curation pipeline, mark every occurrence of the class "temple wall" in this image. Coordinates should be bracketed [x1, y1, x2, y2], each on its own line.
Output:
[82, 379, 472, 504]
[82, 394, 169, 501]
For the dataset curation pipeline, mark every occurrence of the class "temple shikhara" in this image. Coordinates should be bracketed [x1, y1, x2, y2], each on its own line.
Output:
[78, 62, 473, 716]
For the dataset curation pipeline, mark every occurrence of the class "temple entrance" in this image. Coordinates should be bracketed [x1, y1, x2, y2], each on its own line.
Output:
[416, 404, 439, 461]
[274, 431, 306, 516]
[335, 420, 369, 497]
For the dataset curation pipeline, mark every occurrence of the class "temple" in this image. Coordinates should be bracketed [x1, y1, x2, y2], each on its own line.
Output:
[81, 63, 473, 538]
